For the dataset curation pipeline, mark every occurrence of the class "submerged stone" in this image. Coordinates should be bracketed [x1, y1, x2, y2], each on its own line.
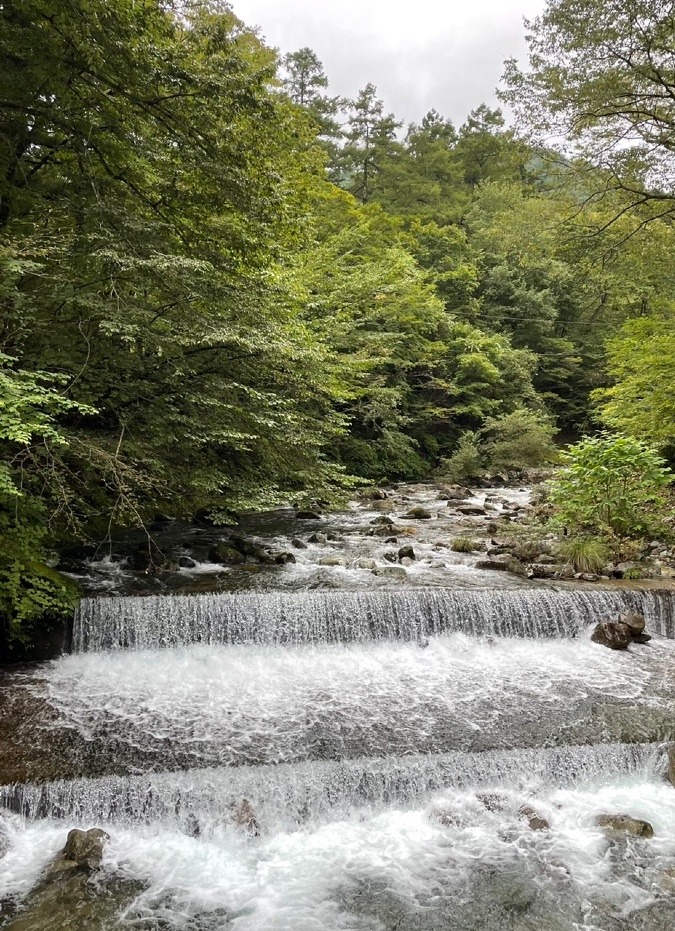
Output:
[518, 805, 550, 831]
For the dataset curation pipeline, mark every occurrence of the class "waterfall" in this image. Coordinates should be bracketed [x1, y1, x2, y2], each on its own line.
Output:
[72, 588, 675, 651]
[2, 743, 660, 831]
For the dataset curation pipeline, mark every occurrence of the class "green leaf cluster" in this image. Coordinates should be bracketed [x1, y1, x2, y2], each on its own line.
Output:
[548, 433, 672, 540]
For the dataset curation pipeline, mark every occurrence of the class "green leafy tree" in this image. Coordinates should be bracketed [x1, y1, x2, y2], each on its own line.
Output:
[281, 47, 343, 151]
[374, 110, 468, 223]
[479, 409, 558, 472]
[0, 350, 91, 646]
[336, 84, 402, 202]
[502, 0, 675, 220]
[0, 0, 358, 640]
[594, 307, 675, 454]
[455, 105, 528, 189]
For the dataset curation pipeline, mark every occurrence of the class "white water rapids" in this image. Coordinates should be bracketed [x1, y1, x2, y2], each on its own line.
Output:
[15, 633, 675, 768]
[3, 587, 675, 930]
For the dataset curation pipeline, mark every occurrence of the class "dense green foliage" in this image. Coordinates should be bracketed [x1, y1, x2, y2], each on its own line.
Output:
[548, 434, 672, 540]
[594, 308, 675, 455]
[3, 0, 675, 642]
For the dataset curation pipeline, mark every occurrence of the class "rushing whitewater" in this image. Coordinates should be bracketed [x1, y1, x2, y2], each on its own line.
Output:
[4, 578, 675, 930]
[2, 765, 675, 931]
[10, 633, 672, 778]
[73, 588, 675, 650]
[1, 742, 661, 829]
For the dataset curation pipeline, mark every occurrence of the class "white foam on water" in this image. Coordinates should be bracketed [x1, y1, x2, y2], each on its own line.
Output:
[26, 634, 674, 766]
[3, 777, 675, 930]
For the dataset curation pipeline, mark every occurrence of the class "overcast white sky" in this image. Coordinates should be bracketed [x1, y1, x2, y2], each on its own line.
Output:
[231, 0, 546, 127]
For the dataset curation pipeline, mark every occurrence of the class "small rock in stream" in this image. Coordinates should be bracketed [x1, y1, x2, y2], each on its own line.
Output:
[397, 545, 415, 561]
[355, 559, 377, 570]
[274, 552, 296, 564]
[402, 507, 433, 519]
[372, 566, 407, 579]
[595, 814, 654, 837]
[178, 556, 197, 569]
[295, 510, 322, 520]
[291, 538, 308, 549]
[455, 504, 487, 516]
[308, 532, 327, 544]
[318, 556, 345, 567]
[476, 556, 513, 572]
[518, 805, 550, 831]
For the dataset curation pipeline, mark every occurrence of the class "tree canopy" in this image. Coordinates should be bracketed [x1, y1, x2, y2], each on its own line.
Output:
[3, 0, 675, 643]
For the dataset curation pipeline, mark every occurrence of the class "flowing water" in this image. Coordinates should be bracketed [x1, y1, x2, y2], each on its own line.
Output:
[3, 568, 675, 927]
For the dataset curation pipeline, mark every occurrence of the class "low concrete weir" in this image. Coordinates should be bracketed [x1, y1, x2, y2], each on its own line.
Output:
[72, 588, 675, 651]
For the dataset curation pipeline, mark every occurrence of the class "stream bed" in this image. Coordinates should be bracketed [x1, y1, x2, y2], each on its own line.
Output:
[2, 484, 675, 929]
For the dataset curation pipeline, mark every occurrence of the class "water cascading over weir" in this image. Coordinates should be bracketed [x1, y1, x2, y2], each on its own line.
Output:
[2, 584, 675, 930]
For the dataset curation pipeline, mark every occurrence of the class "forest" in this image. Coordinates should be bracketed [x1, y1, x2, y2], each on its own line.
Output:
[1, 0, 674, 642]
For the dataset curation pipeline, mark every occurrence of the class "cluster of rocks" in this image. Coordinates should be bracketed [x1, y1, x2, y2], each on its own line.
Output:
[590, 612, 652, 650]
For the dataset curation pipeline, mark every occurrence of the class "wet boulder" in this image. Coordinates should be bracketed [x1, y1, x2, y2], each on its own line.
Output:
[274, 552, 296, 565]
[595, 813, 654, 837]
[47, 828, 109, 878]
[372, 566, 407, 580]
[371, 524, 401, 537]
[397, 545, 415, 561]
[438, 484, 471, 500]
[63, 827, 108, 868]
[4, 828, 144, 931]
[359, 487, 388, 500]
[354, 558, 377, 570]
[590, 621, 632, 650]
[402, 507, 433, 519]
[229, 536, 275, 564]
[660, 866, 675, 893]
[178, 556, 197, 569]
[631, 632, 652, 644]
[295, 510, 322, 520]
[455, 504, 487, 516]
[291, 538, 308, 549]
[308, 532, 328, 544]
[370, 499, 395, 512]
[318, 555, 345, 567]
[370, 515, 394, 525]
[620, 611, 646, 634]
[518, 805, 550, 831]
[528, 563, 564, 580]
[208, 542, 245, 565]
[476, 556, 513, 572]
